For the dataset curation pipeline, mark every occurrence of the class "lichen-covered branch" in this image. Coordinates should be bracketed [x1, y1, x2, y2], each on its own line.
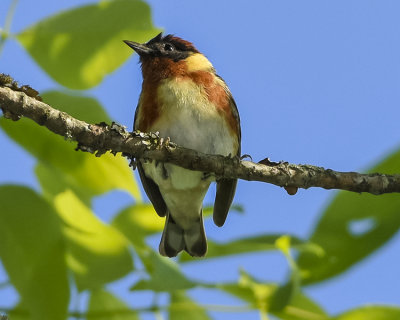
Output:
[1, 79, 400, 195]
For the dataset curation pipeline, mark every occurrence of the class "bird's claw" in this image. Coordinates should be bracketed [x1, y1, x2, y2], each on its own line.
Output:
[240, 154, 252, 161]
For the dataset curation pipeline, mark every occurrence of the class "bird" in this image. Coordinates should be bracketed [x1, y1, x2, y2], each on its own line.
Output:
[124, 33, 241, 257]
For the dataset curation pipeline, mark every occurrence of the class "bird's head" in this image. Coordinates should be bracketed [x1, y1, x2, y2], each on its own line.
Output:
[124, 33, 214, 78]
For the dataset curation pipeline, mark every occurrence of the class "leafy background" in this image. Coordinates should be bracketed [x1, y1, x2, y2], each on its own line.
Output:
[1, 0, 400, 319]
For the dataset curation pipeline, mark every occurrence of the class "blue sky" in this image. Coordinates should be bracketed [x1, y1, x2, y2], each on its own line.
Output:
[1, 0, 400, 319]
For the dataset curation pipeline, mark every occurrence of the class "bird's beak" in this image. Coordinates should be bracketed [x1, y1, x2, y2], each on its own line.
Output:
[123, 40, 154, 56]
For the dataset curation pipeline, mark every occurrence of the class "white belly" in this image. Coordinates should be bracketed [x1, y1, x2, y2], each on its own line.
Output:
[145, 78, 235, 190]
[155, 78, 235, 155]
[141, 78, 235, 228]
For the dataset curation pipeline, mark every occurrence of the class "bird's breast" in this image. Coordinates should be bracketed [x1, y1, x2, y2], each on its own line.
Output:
[151, 77, 237, 156]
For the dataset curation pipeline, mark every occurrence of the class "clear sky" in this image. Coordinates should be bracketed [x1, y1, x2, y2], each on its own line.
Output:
[1, 0, 400, 319]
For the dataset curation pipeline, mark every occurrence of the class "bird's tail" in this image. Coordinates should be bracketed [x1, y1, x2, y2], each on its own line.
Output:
[159, 212, 207, 257]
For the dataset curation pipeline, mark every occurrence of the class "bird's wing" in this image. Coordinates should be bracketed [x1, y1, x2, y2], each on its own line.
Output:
[134, 99, 168, 217]
[137, 162, 167, 217]
[213, 90, 241, 227]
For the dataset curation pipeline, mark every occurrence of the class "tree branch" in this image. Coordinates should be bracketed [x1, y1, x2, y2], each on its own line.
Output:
[1, 78, 399, 195]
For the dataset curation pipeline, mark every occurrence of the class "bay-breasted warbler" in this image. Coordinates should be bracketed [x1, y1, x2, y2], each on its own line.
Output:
[124, 33, 241, 257]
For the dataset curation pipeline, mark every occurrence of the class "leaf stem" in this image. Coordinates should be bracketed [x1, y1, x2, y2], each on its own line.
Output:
[0, 0, 19, 56]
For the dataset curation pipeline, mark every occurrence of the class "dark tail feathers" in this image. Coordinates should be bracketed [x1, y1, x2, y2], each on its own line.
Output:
[159, 212, 207, 257]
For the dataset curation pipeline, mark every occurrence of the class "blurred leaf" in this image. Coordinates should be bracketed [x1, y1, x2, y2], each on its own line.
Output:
[54, 190, 133, 290]
[203, 203, 244, 218]
[17, 0, 161, 89]
[112, 203, 164, 246]
[113, 206, 194, 292]
[269, 280, 297, 313]
[0, 116, 83, 168]
[180, 234, 312, 262]
[269, 236, 300, 312]
[0, 91, 141, 201]
[217, 271, 327, 319]
[41, 91, 141, 201]
[131, 250, 195, 292]
[169, 291, 211, 320]
[88, 289, 139, 320]
[217, 270, 275, 312]
[215, 282, 256, 307]
[0, 186, 69, 320]
[334, 305, 400, 320]
[42, 90, 111, 123]
[35, 152, 140, 203]
[273, 293, 328, 320]
[298, 149, 400, 285]
[35, 162, 92, 205]
[8, 301, 29, 320]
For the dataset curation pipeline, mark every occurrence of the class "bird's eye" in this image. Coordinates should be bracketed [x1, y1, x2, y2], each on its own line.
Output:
[164, 43, 174, 51]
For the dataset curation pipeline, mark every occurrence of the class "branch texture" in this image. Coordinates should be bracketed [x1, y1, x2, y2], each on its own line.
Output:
[1, 80, 400, 195]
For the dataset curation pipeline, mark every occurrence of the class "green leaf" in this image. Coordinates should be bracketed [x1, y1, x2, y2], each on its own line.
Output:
[8, 301, 29, 320]
[334, 305, 400, 320]
[273, 293, 328, 320]
[0, 186, 69, 320]
[203, 203, 244, 218]
[298, 149, 400, 285]
[54, 190, 133, 290]
[269, 280, 297, 313]
[88, 289, 139, 320]
[179, 234, 311, 262]
[40, 91, 141, 201]
[215, 282, 256, 307]
[217, 271, 327, 319]
[42, 90, 112, 123]
[17, 0, 161, 89]
[131, 250, 195, 292]
[35, 162, 90, 205]
[211, 237, 303, 313]
[216, 270, 275, 312]
[0, 91, 141, 201]
[169, 291, 211, 320]
[113, 206, 194, 292]
[0, 116, 83, 169]
[269, 236, 301, 312]
[112, 203, 164, 247]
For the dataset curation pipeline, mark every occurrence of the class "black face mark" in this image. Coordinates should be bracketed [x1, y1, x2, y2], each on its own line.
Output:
[145, 33, 199, 62]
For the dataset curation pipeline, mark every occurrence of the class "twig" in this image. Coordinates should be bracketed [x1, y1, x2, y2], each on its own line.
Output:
[1, 80, 400, 195]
